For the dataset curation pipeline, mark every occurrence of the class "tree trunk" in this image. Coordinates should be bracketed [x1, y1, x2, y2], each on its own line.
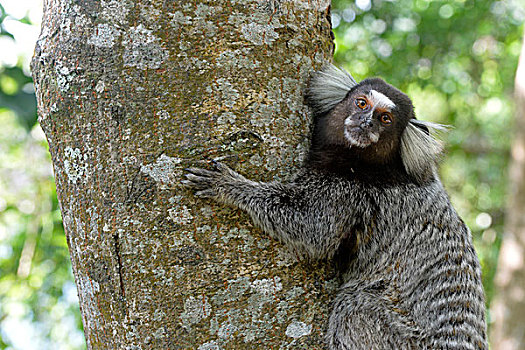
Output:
[32, 0, 335, 348]
[490, 31, 525, 350]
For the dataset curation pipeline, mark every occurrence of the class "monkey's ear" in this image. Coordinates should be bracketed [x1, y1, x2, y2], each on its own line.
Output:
[400, 119, 448, 183]
[305, 64, 358, 115]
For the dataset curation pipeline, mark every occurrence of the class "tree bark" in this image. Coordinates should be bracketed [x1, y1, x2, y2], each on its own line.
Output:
[490, 31, 525, 350]
[32, 0, 335, 348]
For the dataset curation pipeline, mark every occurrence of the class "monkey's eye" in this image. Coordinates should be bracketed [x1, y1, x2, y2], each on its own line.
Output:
[355, 98, 368, 110]
[380, 113, 393, 125]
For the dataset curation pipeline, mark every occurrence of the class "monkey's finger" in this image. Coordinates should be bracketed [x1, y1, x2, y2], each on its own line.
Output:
[181, 179, 205, 188]
[183, 174, 216, 188]
[184, 173, 208, 181]
[182, 181, 213, 191]
[184, 167, 218, 177]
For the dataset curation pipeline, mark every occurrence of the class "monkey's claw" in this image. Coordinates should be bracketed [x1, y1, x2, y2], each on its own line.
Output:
[182, 162, 229, 198]
[182, 161, 243, 200]
[182, 169, 216, 190]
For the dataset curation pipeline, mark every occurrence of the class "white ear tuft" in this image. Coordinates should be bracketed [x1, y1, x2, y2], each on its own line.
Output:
[305, 64, 358, 115]
[400, 120, 448, 183]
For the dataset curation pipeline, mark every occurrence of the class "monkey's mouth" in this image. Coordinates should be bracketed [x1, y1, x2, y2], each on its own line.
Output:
[344, 126, 380, 148]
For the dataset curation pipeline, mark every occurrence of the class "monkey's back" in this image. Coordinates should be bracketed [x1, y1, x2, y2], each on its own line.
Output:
[338, 178, 488, 349]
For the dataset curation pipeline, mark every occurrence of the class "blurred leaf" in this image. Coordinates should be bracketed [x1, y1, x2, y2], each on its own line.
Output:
[0, 3, 14, 39]
[0, 112, 85, 349]
[0, 91, 37, 130]
[0, 27, 14, 39]
[1, 66, 33, 86]
[0, 3, 6, 20]
[0, 67, 38, 130]
[0, 75, 18, 94]
[19, 16, 32, 25]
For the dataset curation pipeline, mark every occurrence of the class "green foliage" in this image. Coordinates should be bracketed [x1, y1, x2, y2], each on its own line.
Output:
[0, 5, 84, 350]
[0, 4, 38, 131]
[0, 66, 37, 131]
[0, 111, 85, 349]
[331, 0, 523, 316]
[0, 4, 15, 39]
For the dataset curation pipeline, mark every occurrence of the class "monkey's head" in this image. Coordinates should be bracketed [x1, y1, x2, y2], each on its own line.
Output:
[323, 78, 414, 157]
[306, 64, 445, 183]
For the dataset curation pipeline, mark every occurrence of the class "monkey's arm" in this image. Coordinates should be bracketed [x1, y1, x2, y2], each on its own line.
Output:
[183, 162, 352, 260]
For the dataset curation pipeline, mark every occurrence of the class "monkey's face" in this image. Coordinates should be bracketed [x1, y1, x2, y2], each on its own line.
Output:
[323, 78, 414, 160]
[343, 88, 395, 148]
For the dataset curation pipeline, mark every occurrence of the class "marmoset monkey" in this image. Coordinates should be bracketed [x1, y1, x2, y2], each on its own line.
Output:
[183, 65, 488, 349]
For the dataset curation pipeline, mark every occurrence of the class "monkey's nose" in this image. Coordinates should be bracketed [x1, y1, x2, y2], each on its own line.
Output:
[359, 114, 373, 128]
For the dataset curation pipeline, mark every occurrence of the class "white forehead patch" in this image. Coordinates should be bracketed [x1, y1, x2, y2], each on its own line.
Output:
[369, 90, 395, 109]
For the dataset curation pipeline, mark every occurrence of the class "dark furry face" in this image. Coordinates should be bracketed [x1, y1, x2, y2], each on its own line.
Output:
[320, 78, 415, 161]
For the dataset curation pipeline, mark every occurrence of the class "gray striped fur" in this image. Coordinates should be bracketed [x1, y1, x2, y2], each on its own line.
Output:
[184, 163, 488, 349]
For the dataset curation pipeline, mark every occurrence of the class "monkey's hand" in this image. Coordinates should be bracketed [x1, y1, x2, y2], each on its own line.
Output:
[183, 161, 351, 260]
[182, 161, 248, 200]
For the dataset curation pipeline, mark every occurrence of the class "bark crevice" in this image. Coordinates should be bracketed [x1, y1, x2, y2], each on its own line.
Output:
[113, 231, 126, 300]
